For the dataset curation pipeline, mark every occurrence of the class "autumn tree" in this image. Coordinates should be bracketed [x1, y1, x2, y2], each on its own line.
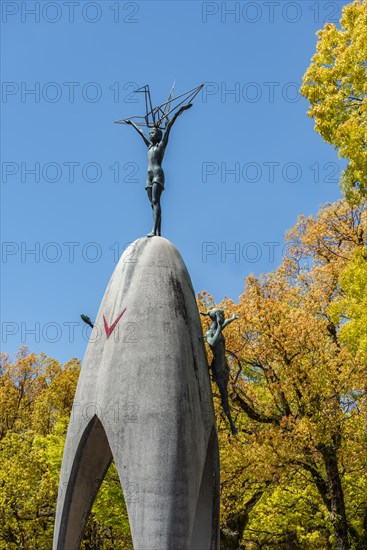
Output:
[200, 199, 367, 549]
[301, 0, 367, 200]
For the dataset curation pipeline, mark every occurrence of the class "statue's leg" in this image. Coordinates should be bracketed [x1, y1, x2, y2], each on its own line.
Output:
[151, 183, 162, 235]
[147, 187, 153, 208]
[216, 379, 238, 435]
[157, 185, 163, 235]
[146, 187, 156, 237]
[157, 203, 162, 236]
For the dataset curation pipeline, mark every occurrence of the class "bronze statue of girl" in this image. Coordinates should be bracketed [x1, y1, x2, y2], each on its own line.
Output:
[124, 104, 192, 237]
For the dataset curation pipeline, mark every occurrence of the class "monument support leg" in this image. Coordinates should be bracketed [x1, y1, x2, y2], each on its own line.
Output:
[54, 416, 112, 550]
[190, 426, 220, 550]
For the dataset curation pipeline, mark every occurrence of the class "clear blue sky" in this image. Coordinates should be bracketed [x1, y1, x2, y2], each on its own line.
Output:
[1, 0, 346, 362]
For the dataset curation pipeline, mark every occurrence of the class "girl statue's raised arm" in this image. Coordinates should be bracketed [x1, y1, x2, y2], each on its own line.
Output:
[161, 103, 192, 148]
[222, 313, 239, 330]
[123, 120, 151, 147]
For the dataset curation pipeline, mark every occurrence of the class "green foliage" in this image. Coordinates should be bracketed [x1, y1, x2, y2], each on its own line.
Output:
[301, 0, 367, 200]
[329, 247, 367, 362]
[0, 350, 132, 549]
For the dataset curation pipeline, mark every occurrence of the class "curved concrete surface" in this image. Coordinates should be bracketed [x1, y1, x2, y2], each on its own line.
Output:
[53, 237, 220, 550]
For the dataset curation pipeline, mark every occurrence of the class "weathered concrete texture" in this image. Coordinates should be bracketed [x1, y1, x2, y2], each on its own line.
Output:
[53, 237, 220, 550]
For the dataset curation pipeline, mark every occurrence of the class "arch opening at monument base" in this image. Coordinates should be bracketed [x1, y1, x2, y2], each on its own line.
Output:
[55, 414, 219, 549]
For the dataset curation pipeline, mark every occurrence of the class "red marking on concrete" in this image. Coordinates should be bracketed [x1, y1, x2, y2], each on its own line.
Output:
[103, 308, 126, 339]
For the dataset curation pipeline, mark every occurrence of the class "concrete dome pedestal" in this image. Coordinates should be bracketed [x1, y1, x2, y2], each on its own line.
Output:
[53, 236, 220, 550]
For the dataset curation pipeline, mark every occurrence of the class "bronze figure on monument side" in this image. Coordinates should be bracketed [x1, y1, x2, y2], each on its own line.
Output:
[115, 83, 203, 237]
[201, 308, 239, 436]
[80, 314, 94, 329]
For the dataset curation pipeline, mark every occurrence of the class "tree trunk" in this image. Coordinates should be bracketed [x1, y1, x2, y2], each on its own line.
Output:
[320, 442, 350, 550]
[362, 505, 367, 549]
[220, 488, 266, 549]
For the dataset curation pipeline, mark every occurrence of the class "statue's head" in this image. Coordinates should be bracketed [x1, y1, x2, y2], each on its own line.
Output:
[149, 126, 162, 144]
[208, 308, 225, 325]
